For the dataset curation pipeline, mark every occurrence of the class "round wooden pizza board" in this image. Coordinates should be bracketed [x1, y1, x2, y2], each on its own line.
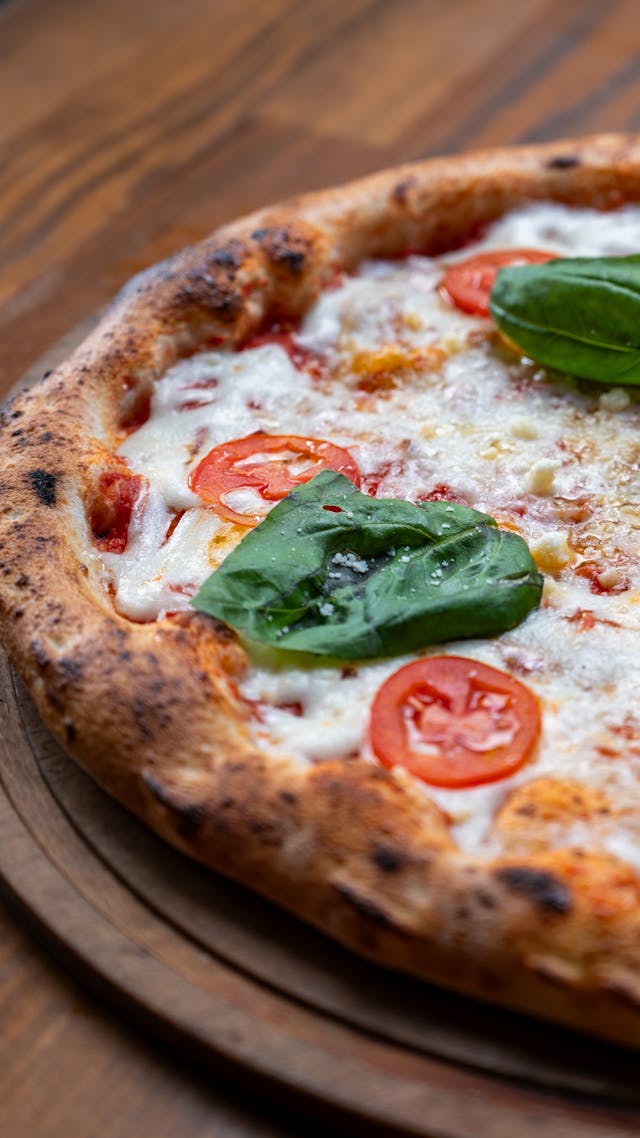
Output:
[2, 343, 640, 1137]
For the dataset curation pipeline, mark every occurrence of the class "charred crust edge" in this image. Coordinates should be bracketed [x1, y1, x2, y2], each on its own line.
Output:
[547, 154, 580, 169]
[334, 881, 396, 928]
[495, 865, 573, 914]
[28, 469, 58, 507]
[391, 175, 418, 204]
[372, 844, 406, 872]
[251, 225, 310, 274]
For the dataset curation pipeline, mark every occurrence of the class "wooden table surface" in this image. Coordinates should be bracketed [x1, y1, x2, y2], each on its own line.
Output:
[2, 0, 640, 1134]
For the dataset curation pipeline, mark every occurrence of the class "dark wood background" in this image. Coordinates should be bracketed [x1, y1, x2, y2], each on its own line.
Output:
[2, 1, 640, 1134]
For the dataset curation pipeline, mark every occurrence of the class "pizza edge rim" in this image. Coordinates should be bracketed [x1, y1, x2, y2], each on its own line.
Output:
[2, 133, 640, 1046]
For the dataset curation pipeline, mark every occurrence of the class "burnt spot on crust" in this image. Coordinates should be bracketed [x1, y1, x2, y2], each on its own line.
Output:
[0, 400, 23, 430]
[334, 882, 395, 929]
[111, 625, 130, 648]
[246, 815, 283, 845]
[30, 650, 85, 689]
[144, 770, 171, 805]
[251, 226, 310, 275]
[391, 176, 417, 205]
[170, 238, 249, 323]
[495, 866, 572, 914]
[143, 775, 241, 842]
[58, 656, 84, 683]
[372, 845, 406, 873]
[174, 800, 207, 841]
[64, 719, 76, 743]
[28, 469, 58, 507]
[132, 692, 174, 738]
[15, 573, 30, 588]
[132, 698, 154, 739]
[547, 154, 580, 169]
[208, 241, 245, 272]
[29, 638, 50, 671]
[175, 270, 243, 322]
[142, 772, 205, 839]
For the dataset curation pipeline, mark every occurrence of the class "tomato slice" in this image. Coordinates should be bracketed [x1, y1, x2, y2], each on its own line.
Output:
[190, 432, 360, 525]
[441, 249, 556, 317]
[369, 656, 540, 789]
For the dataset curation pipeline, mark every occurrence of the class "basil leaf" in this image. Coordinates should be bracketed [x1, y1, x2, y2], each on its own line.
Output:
[193, 472, 542, 659]
[490, 255, 640, 385]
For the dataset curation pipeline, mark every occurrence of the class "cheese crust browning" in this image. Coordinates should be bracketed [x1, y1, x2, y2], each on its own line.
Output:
[2, 135, 640, 1045]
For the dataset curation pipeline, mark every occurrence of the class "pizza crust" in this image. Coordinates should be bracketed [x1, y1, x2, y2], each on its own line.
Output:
[3, 134, 640, 1045]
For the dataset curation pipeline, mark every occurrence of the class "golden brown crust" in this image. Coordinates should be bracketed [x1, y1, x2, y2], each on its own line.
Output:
[3, 134, 640, 1045]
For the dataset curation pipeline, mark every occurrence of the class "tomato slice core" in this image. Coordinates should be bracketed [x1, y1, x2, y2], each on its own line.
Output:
[190, 432, 360, 525]
[441, 249, 556, 317]
[369, 656, 540, 788]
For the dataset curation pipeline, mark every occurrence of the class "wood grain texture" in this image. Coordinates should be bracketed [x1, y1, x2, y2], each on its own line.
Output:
[3, 0, 640, 1134]
[4, 0, 640, 394]
[0, 903, 323, 1138]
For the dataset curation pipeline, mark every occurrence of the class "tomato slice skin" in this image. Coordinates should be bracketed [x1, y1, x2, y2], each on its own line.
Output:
[369, 656, 540, 789]
[441, 249, 556, 317]
[190, 432, 360, 525]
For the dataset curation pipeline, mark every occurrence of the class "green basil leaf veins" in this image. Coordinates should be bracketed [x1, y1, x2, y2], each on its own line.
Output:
[193, 472, 542, 659]
[490, 255, 640, 385]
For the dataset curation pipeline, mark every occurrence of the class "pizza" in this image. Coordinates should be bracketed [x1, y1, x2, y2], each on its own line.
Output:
[2, 134, 640, 1047]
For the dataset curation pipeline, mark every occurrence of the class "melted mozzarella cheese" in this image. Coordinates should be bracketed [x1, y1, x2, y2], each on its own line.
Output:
[101, 203, 640, 860]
